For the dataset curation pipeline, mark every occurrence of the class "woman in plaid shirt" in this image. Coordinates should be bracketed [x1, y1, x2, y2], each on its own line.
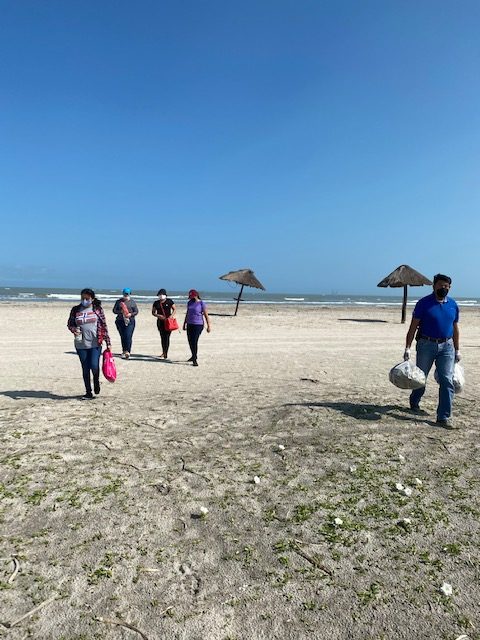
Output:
[67, 288, 112, 399]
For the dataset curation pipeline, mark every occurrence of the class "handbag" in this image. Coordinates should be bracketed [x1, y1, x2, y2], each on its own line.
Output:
[102, 350, 117, 382]
[160, 301, 179, 331]
[120, 300, 131, 326]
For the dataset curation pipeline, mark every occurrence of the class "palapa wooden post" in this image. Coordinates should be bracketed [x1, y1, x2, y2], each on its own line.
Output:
[401, 285, 408, 324]
[234, 284, 244, 316]
[377, 265, 431, 324]
[219, 269, 266, 316]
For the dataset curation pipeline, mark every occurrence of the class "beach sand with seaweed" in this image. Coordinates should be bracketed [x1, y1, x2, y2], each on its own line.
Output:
[1, 302, 479, 639]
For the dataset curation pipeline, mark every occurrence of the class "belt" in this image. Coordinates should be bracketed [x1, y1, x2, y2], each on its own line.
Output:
[418, 334, 451, 344]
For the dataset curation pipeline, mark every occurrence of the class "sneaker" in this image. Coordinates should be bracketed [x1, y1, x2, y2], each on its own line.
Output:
[124, 352, 130, 359]
[81, 392, 94, 400]
[436, 418, 455, 429]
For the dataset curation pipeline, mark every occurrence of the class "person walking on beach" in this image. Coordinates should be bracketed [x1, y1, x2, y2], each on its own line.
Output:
[183, 289, 211, 366]
[67, 288, 112, 399]
[113, 288, 139, 359]
[403, 274, 460, 428]
[152, 288, 176, 359]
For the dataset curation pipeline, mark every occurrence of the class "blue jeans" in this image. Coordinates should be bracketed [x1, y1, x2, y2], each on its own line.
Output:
[116, 317, 135, 353]
[77, 346, 101, 394]
[410, 338, 455, 420]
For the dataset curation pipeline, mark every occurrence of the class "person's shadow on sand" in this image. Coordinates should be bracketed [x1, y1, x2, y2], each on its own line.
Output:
[0, 390, 80, 401]
[208, 313, 234, 317]
[126, 354, 165, 362]
[285, 401, 420, 422]
[338, 318, 388, 324]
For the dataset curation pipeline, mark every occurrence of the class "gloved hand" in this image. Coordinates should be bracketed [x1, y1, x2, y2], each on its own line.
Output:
[455, 351, 461, 362]
[403, 348, 411, 361]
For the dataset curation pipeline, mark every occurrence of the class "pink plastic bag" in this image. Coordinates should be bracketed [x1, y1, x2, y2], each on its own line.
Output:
[102, 350, 117, 383]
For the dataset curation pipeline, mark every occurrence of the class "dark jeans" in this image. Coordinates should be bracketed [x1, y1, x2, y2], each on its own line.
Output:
[187, 324, 203, 362]
[158, 325, 172, 357]
[77, 346, 101, 394]
[116, 317, 135, 353]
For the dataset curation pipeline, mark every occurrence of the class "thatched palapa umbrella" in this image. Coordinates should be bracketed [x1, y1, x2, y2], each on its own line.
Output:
[377, 264, 432, 323]
[219, 268, 266, 316]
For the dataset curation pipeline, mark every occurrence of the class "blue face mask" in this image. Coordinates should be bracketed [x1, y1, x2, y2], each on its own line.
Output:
[81, 299, 92, 307]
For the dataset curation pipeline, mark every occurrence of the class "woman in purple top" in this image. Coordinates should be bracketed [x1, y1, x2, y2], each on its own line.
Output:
[183, 289, 211, 366]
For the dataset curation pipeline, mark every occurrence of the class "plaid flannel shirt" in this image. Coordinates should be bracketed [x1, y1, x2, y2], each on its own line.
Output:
[67, 305, 111, 348]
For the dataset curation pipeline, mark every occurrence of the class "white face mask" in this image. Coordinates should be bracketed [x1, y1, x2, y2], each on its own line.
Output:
[158, 294, 167, 301]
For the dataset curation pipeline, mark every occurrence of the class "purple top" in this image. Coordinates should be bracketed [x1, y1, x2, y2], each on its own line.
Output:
[186, 300, 206, 325]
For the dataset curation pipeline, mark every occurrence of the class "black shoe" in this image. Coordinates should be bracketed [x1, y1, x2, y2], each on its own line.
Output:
[187, 357, 194, 362]
[94, 378, 100, 395]
[81, 392, 94, 400]
[192, 360, 198, 367]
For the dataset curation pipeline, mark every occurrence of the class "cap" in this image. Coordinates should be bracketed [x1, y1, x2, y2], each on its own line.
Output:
[188, 289, 199, 299]
[157, 288, 167, 296]
[122, 288, 132, 295]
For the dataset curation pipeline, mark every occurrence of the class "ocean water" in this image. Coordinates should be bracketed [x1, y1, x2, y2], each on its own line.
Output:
[1, 287, 479, 307]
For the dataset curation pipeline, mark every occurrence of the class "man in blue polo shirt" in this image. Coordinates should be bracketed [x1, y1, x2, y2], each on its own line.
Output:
[403, 273, 460, 429]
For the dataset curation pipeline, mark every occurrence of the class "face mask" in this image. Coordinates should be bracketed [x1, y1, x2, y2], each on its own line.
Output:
[158, 295, 166, 301]
[436, 287, 448, 299]
[81, 299, 92, 307]
[123, 295, 130, 300]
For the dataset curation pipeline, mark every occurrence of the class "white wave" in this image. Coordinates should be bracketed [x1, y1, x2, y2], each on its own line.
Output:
[46, 293, 80, 300]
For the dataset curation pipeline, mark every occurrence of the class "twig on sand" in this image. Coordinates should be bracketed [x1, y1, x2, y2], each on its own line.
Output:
[4, 594, 57, 628]
[424, 436, 451, 454]
[294, 538, 323, 546]
[0, 448, 29, 464]
[91, 440, 112, 451]
[132, 421, 164, 432]
[291, 543, 333, 576]
[180, 458, 210, 483]
[300, 378, 319, 384]
[7, 557, 20, 583]
[138, 567, 162, 574]
[114, 459, 143, 473]
[94, 616, 149, 639]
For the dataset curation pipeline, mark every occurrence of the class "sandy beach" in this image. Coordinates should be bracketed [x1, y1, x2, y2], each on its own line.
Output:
[1, 302, 479, 640]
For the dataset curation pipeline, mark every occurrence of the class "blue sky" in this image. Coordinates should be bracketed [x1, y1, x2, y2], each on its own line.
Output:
[1, 0, 479, 294]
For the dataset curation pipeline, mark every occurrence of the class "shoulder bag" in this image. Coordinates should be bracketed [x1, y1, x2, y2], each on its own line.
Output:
[160, 300, 179, 332]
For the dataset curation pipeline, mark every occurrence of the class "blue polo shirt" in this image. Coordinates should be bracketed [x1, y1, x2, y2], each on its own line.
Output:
[413, 293, 459, 339]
